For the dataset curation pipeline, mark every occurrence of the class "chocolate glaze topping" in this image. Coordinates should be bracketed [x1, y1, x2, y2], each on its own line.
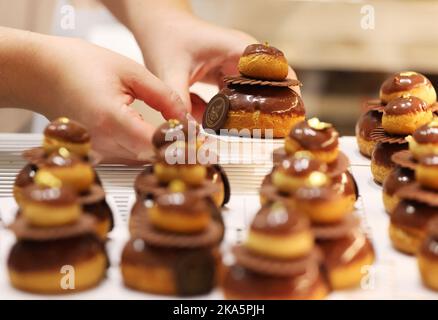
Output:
[331, 172, 357, 197]
[44, 149, 82, 168]
[224, 264, 321, 298]
[23, 185, 77, 205]
[155, 192, 209, 213]
[372, 142, 408, 167]
[318, 231, 373, 269]
[44, 118, 90, 143]
[8, 234, 105, 272]
[242, 44, 285, 58]
[419, 154, 438, 167]
[392, 200, 438, 230]
[413, 122, 438, 144]
[355, 110, 382, 141]
[251, 203, 310, 235]
[289, 120, 339, 151]
[383, 166, 415, 196]
[152, 119, 199, 150]
[381, 72, 430, 94]
[220, 84, 304, 115]
[278, 155, 327, 177]
[15, 164, 37, 188]
[384, 96, 427, 115]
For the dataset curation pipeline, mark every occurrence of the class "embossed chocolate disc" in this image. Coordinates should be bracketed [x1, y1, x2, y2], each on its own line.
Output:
[202, 94, 230, 132]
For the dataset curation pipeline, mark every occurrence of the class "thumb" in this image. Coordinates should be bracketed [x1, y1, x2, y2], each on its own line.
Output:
[112, 104, 156, 161]
[128, 68, 187, 120]
[160, 64, 192, 114]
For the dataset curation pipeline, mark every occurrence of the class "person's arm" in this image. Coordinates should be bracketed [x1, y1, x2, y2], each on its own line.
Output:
[101, 0, 299, 121]
[0, 26, 185, 163]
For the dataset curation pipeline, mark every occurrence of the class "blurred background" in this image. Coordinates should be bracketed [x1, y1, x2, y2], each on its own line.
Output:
[2, 0, 438, 135]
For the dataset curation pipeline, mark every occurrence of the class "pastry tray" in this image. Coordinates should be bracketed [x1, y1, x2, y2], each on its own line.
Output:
[0, 134, 435, 300]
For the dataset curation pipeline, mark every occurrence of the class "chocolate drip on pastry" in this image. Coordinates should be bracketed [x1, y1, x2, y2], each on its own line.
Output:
[413, 123, 438, 144]
[278, 156, 327, 177]
[8, 234, 105, 272]
[289, 121, 339, 151]
[15, 164, 37, 188]
[356, 110, 382, 141]
[44, 118, 90, 143]
[384, 96, 427, 115]
[391, 200, 438, 230]
[220, 84, 304, 115]
[242, 44, 285, 58]
[251, 203, 309, 235]
[372, 142, 408, 168]
[383, 166, 415, 196]
[381, 72, 430, 94]
[23, 185, 77, 205]
[152, 119, 199, 150]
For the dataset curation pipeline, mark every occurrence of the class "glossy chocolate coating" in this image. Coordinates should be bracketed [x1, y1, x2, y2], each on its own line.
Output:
[381, 72, 430, 94]
[44, 118, 90, 143]
[392, 200, 438, 230]
[83, 199, 114, 230]
[372, 142, 408, 168]
[15, 164, 37, 188]
[419, 155, 438, 167]
[122, 239, 216, 296]
[152, 119, 199, 150]
[278, 156, 327, 177]
[242, 44, 285, 58]
[251, 203, 310, 235]
[223, 264, 322, 299]
[155, 192, 209, 213]
[355, 110, 382, 141]
[289, 121, 339, 151]
[384, 96, 427, 115]
[8, 234, 105, 272]
[331, 171, 357, 198]
[23, 185, 77, 205]
[317, 231, 373, 270]
[383, 166, 415, 196]
[219, 84, 304, 115]
[44, 149, 82, 167]
[420, 235, 438, 261]
[209, 164, 231, 206]
[413, 123, 438, 144]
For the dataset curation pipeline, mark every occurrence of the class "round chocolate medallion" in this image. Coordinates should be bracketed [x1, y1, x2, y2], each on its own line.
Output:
[202, 94, 230, 132]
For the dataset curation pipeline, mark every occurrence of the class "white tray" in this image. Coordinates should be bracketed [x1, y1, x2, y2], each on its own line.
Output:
[0, 134, 435, 300]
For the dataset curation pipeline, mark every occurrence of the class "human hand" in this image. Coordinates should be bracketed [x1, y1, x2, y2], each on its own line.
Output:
[134, 12, 299, 121]
[30, 36, 186, 163]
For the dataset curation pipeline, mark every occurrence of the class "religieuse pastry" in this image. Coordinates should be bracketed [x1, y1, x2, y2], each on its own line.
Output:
[355, 109, 382, 158]
[356, 71, 437, 164]
[380, 71, 436, 107]
[262, 119, 358, 222]
[7, 184, 107, 294]
[407, 120, 438, 160]
[13, 118, 114, 239]
[418, 218, 438, 291]
[223, 202, 328, 300]
[135, 118, 230, 208]
[203, 43, 304, 138]
[122, 180, 224, 296]
[382, 166, 415, 214]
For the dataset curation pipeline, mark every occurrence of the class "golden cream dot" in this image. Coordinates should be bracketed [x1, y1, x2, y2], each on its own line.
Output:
[307, 117, 332, 130]
[35, 171, 63, 188]
[168, 119, 181, 128]
[306, 171, 329, 187]
[58, 117, 70, 124]
[58, 147, 71, 158]
[169, 180, 186, 193]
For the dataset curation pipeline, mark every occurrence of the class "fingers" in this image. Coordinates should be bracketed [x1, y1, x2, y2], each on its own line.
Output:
[190, 93, 208, 123]
[127, 68, 187, 120]
[160, 64, 192, 114]
[110, 104, 156, 161]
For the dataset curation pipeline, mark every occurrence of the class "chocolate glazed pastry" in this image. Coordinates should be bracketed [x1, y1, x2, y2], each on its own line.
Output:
[44, 118, 90, 144]
[8, 234, 107, 272]
[15, 164, 37, 189]
[211, 164, 231, 206]
[121, 239, 219, 296]
[289, 120, 339, 152]
[220, 84, 304, 116]
[83, 200, 114, 232]
[355, 110, 382, 157]
[371, 142, 408, 184]
[381, 72, 430, 96]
